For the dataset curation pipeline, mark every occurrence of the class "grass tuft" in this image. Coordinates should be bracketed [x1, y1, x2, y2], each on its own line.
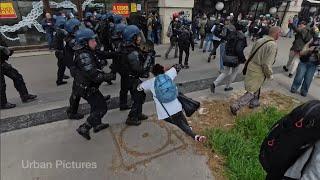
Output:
[206, 107, 286, 180]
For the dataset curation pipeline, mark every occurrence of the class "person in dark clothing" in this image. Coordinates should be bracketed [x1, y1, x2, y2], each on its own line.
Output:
[177, 25, 195, 69]
[165, 14, 181, 59]
[42, 13, 55, 49]
[83, 12, 96, 30]
[0, 39, 37, 109]
[119, 25, 154, 126]
[100, 14, 115, 52]
[210, 23, 247, 93]
[73, 28, 116, 140]
[52, 16, 70, 86]
[64, 18, 85, 120]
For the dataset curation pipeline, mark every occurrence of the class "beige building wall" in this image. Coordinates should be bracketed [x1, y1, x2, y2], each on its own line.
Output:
[278, 0, 304, 34]
[158, 0, 195, 44]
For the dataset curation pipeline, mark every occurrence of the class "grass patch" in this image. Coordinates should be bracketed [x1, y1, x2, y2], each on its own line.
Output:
[206, 107, 286, 180]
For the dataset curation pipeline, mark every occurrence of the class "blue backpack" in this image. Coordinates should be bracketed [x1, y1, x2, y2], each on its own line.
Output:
[154, 74, 178, 103]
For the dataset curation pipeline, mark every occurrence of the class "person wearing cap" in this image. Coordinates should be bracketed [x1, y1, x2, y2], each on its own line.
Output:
[73, 28, 116, 140]
[283, 21, 313, 78]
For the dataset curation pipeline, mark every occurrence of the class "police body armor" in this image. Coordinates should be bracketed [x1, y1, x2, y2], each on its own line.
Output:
[53, 28, 68, 60]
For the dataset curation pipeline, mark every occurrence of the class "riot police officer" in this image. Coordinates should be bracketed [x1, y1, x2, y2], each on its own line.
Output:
[83, 12, 95, 30]
[119, 25, 153, 126]
[0, 39, 37, 109]
[64, 18, 84, 120]
[73, 28, 116, 140]
[100, 13, 115, 52]
[53, 15, 69, 86]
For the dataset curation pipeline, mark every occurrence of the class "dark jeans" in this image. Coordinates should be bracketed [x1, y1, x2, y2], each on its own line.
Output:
[178, 47, 190, 65]
[0, 62, 29, 105]
[291, 61, 317, 96]
[164, 111, 195, 138]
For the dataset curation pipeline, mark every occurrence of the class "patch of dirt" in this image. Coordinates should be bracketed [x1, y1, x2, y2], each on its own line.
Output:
[187, 90, 300, 180]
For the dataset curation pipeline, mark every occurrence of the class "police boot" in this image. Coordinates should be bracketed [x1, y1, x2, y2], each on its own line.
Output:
[93, 123, 110, 133]
[66, 108, 84, 120]
[76, 123, 92, 140]
[21, 94, 37, 103]
[120, 104, 132, 111]
[0, 102, 16, 109]
[138, 114, 148, 121]
[126, 117, 141, 126]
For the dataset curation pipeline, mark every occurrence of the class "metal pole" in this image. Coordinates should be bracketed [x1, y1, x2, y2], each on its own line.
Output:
[254, 1, 260, 20]
[280, 0, 291, 26]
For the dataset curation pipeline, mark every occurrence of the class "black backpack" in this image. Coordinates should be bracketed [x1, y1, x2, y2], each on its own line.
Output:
[259, 100, 320, 180]
[213, 23, 223, 38]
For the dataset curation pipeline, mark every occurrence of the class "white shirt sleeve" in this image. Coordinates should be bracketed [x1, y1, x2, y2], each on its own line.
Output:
[165, 67, 177, 80]
[138, 79, 153, 91]
[211, 25, 216, 33]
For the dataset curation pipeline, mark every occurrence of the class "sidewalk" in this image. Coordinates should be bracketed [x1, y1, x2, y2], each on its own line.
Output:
[1, 72, 319, 180]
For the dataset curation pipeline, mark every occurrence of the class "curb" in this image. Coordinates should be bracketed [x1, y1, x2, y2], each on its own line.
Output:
[0, 66, 283, 134]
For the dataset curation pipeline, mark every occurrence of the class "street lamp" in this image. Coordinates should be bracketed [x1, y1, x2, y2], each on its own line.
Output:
[269, 7, 277, 15]
[215, 2, 224, 11]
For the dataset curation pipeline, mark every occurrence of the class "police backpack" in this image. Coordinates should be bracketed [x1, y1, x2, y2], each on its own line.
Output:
[259, 100, 320, 180]
[154, 74, 178, 103]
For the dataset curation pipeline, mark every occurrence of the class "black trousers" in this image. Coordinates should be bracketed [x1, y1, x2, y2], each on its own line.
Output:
[164, 111, 195, 138]
[57, 57, 66, 83]
[209, 40, 221, 56]
[0, 62, 29, 105]
[127, 77, 145, 119]
[178, 47, 190, 65]
[71, 83, 107, 127]
[68, 87, 81, 115]
[84, 90, 108, 127]
[119, 74, 131, 108]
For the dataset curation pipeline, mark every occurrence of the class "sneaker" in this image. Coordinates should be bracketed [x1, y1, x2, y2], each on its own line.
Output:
[290, 89, 297, 94]
[300, 92, 307, 97]
[184, 65, 189, 69]
[56, 81, 68, 86]
[120, 105, 132, 111]
[289, 74, 293, 78]
[0, 102, 16, 109]
[21, 94, 37, 103]
[207, 56, 211, 63]
[210, 83, 215, 93]
[93, 123, 109, 133]
[249, 102, 260, 109]
[195, 135, 206, 143]
[126, 117, 141, 126]
[283, 66, 289, 72]
[224, 87, 234, 92]
[138, 114, 148, 121]
[76, 123, 92, 140]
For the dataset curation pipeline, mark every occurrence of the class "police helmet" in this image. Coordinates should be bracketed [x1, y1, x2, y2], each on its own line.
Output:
[85, 12, 93, 19]
[65, 18, 81, 33]
[55, 16, 66, 28]
[95, 13, 102, 20]
[115, 23, 127, 34]
[75, 28, 97, 45]
[122, 25, 141, 42]
[113, 14, 123, 24]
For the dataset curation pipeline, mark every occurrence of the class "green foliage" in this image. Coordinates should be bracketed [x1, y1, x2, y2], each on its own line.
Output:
[206, 107, 286, 180]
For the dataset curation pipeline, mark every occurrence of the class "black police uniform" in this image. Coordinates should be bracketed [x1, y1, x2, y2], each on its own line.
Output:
[119, 43, 150, 125]
[74, 46, 116, 139]
[0, 42, 37, 109]
[53, 27, 68, 85]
